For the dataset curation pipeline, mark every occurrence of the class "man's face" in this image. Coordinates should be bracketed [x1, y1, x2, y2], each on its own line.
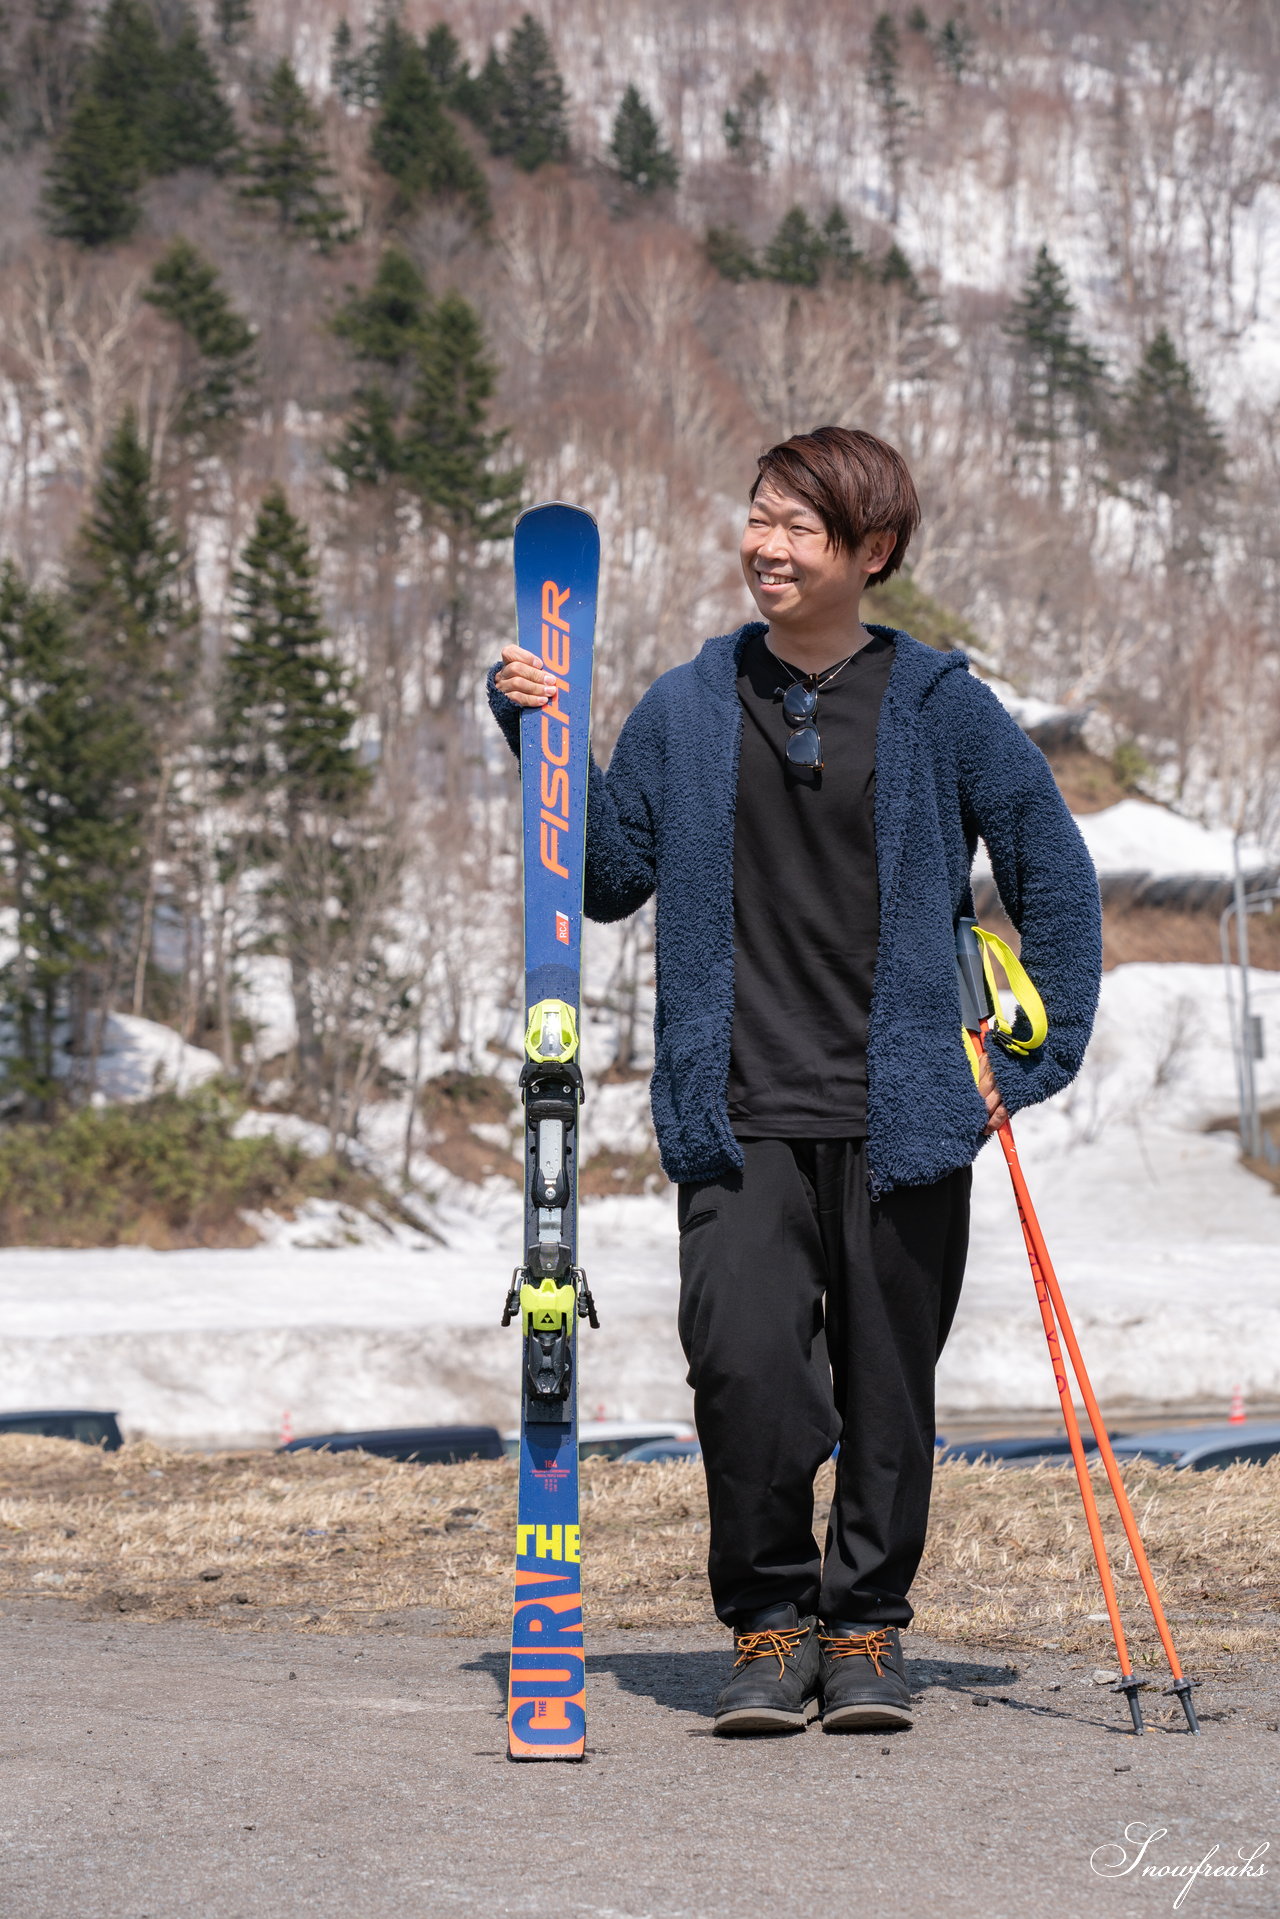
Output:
[740, 484, 871, 628]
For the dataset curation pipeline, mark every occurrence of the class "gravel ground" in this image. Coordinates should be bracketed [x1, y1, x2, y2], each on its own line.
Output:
[1, 1601, 1275, 1919]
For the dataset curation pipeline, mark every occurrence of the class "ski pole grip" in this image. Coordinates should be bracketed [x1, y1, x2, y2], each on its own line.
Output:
[956, 916, 992, 1033]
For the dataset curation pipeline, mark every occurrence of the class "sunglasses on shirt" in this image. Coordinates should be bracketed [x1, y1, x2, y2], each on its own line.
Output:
[782, 679, 823, 771]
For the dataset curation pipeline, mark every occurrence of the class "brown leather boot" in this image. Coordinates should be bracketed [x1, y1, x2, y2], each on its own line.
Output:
[713, 1603, 820, 1735]
[817, 1622, 913, 1731]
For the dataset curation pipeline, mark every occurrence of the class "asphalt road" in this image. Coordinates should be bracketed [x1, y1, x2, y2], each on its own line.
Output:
[0, 1603, 1275, 1919]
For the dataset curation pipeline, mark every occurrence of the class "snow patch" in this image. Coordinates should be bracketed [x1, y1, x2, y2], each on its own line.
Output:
[244, 1199, 428, 1252]
[90, 1016, 222, 1103]
[232, 1109, 332, 1157]
[981, 673, 1080, 739]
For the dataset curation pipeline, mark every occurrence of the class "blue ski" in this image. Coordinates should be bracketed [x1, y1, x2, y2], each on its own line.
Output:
[501, 501, 599, 1762]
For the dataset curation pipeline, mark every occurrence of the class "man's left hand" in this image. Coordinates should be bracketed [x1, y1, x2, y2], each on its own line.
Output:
[977, 1052, 1009, 1134]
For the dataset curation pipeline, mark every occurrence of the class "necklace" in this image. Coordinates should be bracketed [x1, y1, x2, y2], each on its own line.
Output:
[769, 643, 860, 695]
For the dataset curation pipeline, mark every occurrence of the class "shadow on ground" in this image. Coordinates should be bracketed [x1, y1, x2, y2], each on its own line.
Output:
[461, 1645, 728, 1717]
[462, 1644, 1025, 1720]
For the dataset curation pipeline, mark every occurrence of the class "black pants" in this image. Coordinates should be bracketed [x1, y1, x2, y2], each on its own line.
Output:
[677, 1138, 969, 1628]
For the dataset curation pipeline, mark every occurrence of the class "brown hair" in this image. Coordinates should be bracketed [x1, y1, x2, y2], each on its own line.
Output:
[750, 425, 921, 584]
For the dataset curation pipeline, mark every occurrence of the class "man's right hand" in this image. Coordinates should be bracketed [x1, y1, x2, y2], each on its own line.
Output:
[977, 1050, 1009, 1135]
[495, 644, 555, 707]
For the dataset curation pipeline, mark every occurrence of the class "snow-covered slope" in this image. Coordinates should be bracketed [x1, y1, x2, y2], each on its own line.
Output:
[1074, 802, 1274, 881]
[0, 963, 1276, 1442]
[974, 797, 1276, 885]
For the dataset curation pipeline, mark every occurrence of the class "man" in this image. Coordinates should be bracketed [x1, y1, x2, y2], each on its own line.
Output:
[490, 426, 1101, 1736]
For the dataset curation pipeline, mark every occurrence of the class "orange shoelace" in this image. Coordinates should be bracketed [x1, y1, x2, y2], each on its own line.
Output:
[818, 1628, 894, 1674]
[732, 1625, 810, 1679]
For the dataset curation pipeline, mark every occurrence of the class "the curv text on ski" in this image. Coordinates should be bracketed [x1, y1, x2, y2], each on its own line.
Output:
[501, 501, 600, 1762]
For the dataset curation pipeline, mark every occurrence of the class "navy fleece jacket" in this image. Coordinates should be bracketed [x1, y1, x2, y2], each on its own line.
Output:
[488, 622, 1102, 1194]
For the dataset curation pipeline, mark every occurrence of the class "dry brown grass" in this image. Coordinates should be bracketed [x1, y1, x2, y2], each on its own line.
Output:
[2, 1438, 1277, 1673]
[417, 1073, 520, 1186]
[1103, 908, 1280, 971]
[1040, 744, 1135, 815]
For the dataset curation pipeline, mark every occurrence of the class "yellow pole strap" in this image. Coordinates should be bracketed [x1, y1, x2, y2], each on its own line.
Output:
[974, 927, 1048, 1056]
[962, 926, 1049, 1088]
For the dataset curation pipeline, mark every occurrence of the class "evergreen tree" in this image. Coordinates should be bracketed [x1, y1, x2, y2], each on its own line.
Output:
[879, 240, 920, 294]
[763, 207, 826, 287]
[215, 0, 252, 47]
[331, 384, 402, 490]
[723, 70, 770, 170]
[1113, 328, 1226, 505]
[399, 291, 523, 711]
[869, 13, 904, 118]
[370, 38, 490, 220]
[484, 13, 568, 171]
[424, 21, 466, 94]
[370, 10, 418, 102]
[40, 0, 162, 244]
[84, 0, 165, 171]
[609, 84, 679, 193]
[868, 11, 907, 224]
[0, 565, 149, 1114]
[72, 409, 197, 1015]
[1005, 245, 1106, 489]
[454, 45, 507, 137]
[218, 490, 363, 810]
[331, 246, 429, 369]
[152, 15, 238, 174]
[936, 16, 977, 81]
[328, 10, 414, 110]
[145, 237, 256, 434]
[330, 248, 430, 488]
[822, 207, 864, 280]
[41, 1, 235, 238]
[331, 19, 359, 102]
[1109, 329, 1226, 565]
[72, 408, 195, 698]
[705, 224, 758, 281]
[239, 59, 349, 249]
[217, 491, 366, 1092]
[42, 88, 142, 245]
[399, 291, 524, 540]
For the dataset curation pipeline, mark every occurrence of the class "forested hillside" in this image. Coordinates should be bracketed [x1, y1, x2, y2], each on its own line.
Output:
[0, 0, 1277, 1172]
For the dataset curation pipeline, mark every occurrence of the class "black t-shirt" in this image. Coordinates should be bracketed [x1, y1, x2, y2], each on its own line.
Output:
[726, 626, 894, 1139]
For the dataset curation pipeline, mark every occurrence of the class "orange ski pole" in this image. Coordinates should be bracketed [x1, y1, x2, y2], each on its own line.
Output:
[992, 1092, 1199, 1733]
[956, 921, 1199, 1736]
[979, 1028, 1151, 1733]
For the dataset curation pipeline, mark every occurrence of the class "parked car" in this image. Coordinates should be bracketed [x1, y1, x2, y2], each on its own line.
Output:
[281, 1425, 504, 1464]
[1098, 1422, 1280, 1471]
[501, 1419, 697, 1461]
[937, 1432, 1128, 1467]
[616, 1437, 703, 1463]
[0, 1410, 122, 1450]
[938, 1422, 1280, 1471]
